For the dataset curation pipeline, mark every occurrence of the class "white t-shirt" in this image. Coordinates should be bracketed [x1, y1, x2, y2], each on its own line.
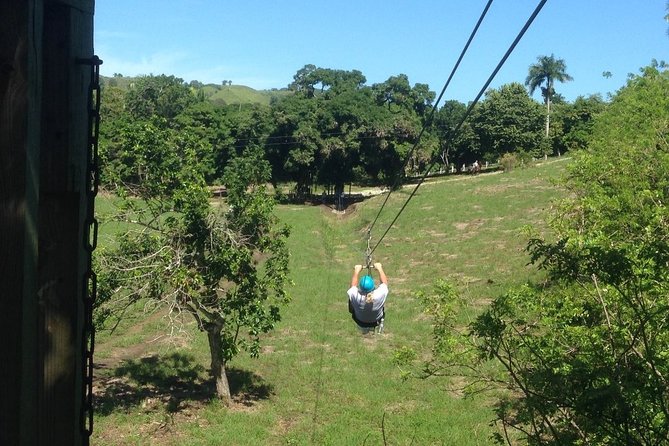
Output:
[347, 283, 389, 324]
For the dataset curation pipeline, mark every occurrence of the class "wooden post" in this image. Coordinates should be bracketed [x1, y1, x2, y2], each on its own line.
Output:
[0, 0, 95, 444]
[1, 2, 42, 443]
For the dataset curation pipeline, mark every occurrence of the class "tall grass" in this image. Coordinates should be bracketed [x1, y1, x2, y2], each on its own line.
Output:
[92, 159, 567, 445]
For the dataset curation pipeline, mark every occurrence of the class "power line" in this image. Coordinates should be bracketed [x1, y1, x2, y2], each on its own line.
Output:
[367, 0, 495, 234]
[233, 129, 424, 149]
[368, 0, 549, 256]
[221, 125, 427, 148]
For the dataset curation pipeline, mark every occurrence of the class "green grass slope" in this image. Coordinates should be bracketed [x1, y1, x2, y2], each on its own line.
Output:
[101, 75, 291, 107]
[92, 158, 568, 445]
[205, 84, 291, 106]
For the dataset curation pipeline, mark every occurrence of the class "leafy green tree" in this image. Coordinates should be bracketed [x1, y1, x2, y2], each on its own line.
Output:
[490, 65, 669, 445]
[470, 83, 544, 162]
[288, 64, 319, 97]
[364, 75, 437, 182]
[398, 64, 669, 445]
[289, 64, 367, 98]
[273, 67, 434, 195]
[372, 74, 435, 117]
[97, 139, 291, 404]
[267, 93, 321, 195]
[223, 103, 273, 153]
[322, 68, 367, 96]
[99, 84, 133, 188]
[551, 94, 607, 156]
[314, 86, 368, 191]
[99, 83, 127, 120]
[525, 54, 573, 137]
[125, 74, 198, 122]
[174, 101, 232, 183]
[432, 99, 468, 168]
[100, 75, 209, 190]
[103, 117, 176, 190]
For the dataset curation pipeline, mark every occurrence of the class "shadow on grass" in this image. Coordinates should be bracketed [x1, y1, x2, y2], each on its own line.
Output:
[226, 367, 273, 407]
[95, 352, 273, 415]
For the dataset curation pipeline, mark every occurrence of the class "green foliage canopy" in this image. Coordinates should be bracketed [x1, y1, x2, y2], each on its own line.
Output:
[482, 64, 669, 445]
[97, 137, 291, 403]
[98, 62, 601, 199]
[396, 63, 669, 445]
[470, 82, 544, 161]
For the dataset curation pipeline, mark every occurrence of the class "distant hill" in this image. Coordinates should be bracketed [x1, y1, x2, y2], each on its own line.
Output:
[202, 83, 291, 106]
[100, 75, 136, 90]
[100, 75, 292, 106]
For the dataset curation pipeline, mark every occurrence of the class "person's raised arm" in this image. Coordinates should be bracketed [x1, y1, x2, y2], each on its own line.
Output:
[351, 264, 363, 287]
[374, 262, 388, 285]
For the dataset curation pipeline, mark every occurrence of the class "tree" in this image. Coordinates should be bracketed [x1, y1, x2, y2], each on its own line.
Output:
[364, 75, 437, 182]
[274, 67, 433, 195]
[372, 74, 432, 113]
[402, 64, 669, 445]
[432, 99, 468, 168]
[267, 93, 320, 195]
[125, 74, 198, 122]
[288, 64, 318, 97]
[494, 64, 669, 445]
[97, 139, 291, 404]
[99, 84, 133, 188]
[101, 117, 176, 190]
[470, 83, 544, 162]
[174, 101, 232, 183]
[551, 94, 606, 156]
[525, 54, 573, 138]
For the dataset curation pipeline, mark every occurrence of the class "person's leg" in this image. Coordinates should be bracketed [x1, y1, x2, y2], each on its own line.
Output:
[357, 325, 373, 335]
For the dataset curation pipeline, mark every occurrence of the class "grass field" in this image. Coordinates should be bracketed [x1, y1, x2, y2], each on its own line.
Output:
[202, 84, 291, 106]
[100, 75, 291, 107]
[92, 158, 568, 445]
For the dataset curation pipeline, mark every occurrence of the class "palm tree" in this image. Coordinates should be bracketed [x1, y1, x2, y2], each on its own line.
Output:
[525, 54, 573, 138]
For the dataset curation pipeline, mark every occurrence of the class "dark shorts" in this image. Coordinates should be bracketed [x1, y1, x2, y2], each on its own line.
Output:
[348, 300, 385, 328]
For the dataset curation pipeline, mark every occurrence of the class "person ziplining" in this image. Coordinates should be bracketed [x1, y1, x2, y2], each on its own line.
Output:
[347, 262, 388, 334]
[343, 0, 547, 335]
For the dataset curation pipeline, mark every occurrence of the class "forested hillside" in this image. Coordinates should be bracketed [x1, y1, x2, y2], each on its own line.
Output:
[102, 75, 290, 106]
[99, 64, 605, 199]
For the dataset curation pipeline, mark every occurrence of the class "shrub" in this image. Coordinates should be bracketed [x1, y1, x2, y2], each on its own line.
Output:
[499, 153, 518, 172]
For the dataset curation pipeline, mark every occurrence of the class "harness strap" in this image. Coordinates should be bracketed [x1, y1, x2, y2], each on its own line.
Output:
[365, 228, 373, 274]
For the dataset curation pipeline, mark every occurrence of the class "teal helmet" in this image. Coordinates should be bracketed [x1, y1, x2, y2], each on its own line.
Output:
[358, 275, 375, 294]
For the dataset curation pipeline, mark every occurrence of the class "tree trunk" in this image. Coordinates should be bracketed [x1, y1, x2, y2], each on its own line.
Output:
[206, 324, 232, 404]
[545, 96, 551, 138]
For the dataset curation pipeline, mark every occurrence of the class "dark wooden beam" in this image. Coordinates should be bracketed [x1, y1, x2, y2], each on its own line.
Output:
[0, 1, 41, 443]
[0, 0, 95, 444]
[39, 2, 94, 443]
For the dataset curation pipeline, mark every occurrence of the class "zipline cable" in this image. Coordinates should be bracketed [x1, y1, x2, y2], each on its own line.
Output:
[369, 0, 549, 256]
[368, 0, 495, 234]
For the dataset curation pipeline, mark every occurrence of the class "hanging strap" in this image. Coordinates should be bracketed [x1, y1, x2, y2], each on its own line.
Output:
[364, 228, 373, 275]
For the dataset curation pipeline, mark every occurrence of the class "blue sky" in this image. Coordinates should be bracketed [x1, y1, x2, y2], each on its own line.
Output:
[95, 1, 668, 103]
